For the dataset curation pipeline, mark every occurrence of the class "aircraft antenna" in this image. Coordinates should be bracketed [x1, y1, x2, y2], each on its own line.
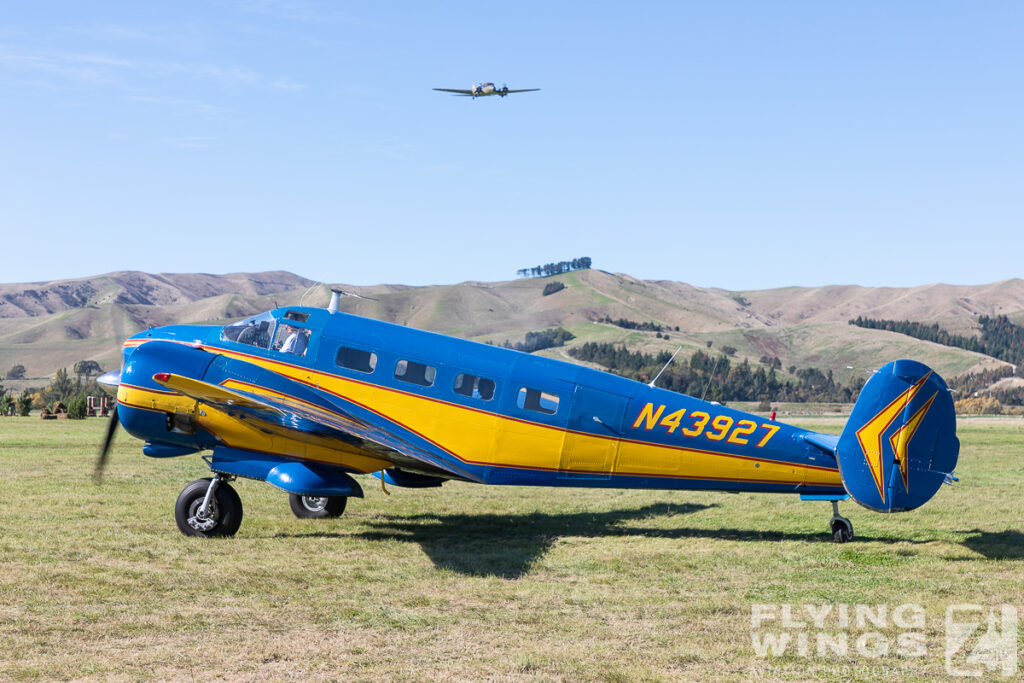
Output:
[327, 288, 380, 313]
[649, 346, 683, 388]
[700, 353, 723, 401]
[299, 282, 325, 307]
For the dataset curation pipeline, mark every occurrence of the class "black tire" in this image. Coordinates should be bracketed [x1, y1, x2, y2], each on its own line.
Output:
[830, 518, 854, 543]
[288, 493, 347, 519]
[174, 478, 243, 537]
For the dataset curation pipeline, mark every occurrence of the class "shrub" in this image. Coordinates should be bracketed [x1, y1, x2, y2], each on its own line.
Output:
[16, 391, 33, 417]
[68, 396, 88, 420]
[954, 397, 1003, 415]
[542, 281, 565, 296]
[509, 327, 576, 353]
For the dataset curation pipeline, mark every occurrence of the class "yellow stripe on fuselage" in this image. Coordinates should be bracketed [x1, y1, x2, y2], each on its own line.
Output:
[121, 340, 842, 487]
[117, 382, 392, 474]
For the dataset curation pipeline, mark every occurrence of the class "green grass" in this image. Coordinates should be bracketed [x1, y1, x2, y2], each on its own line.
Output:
[0, 417, 1021, 680]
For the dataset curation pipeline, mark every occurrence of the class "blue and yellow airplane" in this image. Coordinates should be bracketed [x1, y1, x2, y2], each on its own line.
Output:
[97, 292, 960, 541]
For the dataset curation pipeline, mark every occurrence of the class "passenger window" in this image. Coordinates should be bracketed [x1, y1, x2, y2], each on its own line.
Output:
[454, 373, 495, 401]
[395, 360, 436, 387]
[517, 387, 559, 415]
[336, 347, 377, 374]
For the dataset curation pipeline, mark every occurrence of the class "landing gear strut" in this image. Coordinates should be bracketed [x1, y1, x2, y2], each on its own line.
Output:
[174, 474, 243, 537]
[829, 500, 854, 543]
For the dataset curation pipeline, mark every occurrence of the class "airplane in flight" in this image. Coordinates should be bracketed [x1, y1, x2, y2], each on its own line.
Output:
[96, 292, 959, 541]
[433, 82, 540, 98]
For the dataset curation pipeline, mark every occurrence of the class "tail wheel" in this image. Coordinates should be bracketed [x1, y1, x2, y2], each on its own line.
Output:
[289, 493, 347, 519]
[830, 517, 854, 543]
[175, 477, 243, 537]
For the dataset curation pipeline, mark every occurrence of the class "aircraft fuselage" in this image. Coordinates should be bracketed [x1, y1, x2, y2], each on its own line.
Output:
[114, 306, 844, 495]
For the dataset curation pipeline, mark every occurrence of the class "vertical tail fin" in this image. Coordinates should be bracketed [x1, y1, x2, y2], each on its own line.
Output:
[836, 360, 959, 512]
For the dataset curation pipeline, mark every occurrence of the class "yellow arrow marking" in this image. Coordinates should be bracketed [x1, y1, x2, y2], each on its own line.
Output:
[888, 391, 938, 494]
[855, 372, 931, 504]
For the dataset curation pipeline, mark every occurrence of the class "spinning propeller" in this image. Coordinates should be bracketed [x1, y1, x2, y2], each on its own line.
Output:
[94, 370, 122, 482]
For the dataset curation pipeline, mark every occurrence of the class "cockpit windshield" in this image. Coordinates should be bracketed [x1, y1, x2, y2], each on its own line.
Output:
[220, 309, 316, 357]
[220, 312, 275, 350]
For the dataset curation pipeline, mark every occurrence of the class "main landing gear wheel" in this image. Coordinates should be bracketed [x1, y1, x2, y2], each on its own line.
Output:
[175, 476, 243, 537]
[288, 493, 347, 519]
[829, 500, 854, 543]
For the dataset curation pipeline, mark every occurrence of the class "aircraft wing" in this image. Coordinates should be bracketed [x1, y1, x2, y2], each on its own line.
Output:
[152, 372, 483, 482]
[504, 89, 540, 93]
[432, 88, 474, 95]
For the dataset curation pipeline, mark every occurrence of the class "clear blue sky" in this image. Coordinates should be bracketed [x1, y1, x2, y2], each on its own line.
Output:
[2, 2, 1022, 289]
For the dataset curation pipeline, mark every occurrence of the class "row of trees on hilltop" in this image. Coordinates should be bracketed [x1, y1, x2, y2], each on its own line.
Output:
[597, 316, 678, 333]
[947, 365, 1024, 405]
[975, 315, 1024, 366]
[568, 342, 862, 403]
[850, 315, 1024, 370]
[516, 257, 592, 279]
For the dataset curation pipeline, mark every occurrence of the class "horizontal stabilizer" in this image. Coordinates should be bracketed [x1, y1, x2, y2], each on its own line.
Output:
[803, 433, 839, 456]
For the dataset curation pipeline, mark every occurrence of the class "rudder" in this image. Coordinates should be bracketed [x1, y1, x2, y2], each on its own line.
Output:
[836, 360, 959, 512]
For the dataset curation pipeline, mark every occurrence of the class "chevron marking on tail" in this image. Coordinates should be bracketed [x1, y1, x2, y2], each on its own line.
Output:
[888, 391, 939, 493]
[855, 372, 932, 503]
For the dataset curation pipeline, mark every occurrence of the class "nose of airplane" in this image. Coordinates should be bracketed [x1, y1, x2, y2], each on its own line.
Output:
[97, 370, 121, 396]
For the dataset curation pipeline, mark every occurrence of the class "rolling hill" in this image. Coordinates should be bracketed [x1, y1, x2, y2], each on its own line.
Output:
[1, 269, 1019, 395]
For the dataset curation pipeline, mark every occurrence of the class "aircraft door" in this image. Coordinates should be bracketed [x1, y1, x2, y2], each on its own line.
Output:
[559, 385, 629, 480]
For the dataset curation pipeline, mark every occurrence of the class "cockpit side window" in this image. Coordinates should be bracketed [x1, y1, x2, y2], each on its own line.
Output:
[273, 323, 311, 356]
[220, 312, 275, 350]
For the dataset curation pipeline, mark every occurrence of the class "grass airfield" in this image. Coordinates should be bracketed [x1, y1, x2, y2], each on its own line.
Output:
[0, 417, 1021, 681]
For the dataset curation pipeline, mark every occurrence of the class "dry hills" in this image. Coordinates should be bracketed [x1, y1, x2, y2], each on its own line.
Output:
[1, 269, 1020, 393]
